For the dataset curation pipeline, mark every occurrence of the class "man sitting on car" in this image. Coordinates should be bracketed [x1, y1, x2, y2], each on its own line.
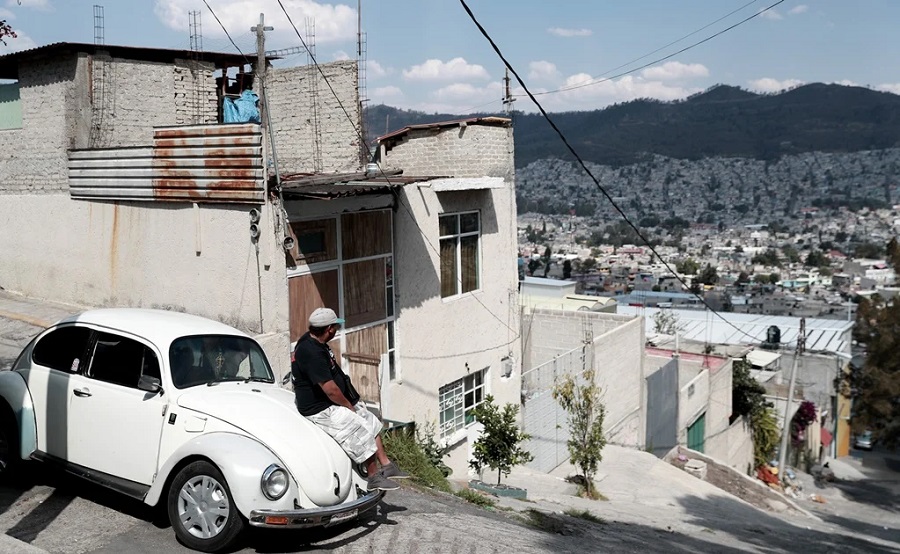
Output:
[292, 307, 409, 491]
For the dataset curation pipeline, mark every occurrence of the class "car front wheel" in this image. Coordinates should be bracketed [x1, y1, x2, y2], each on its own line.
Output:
[167, 460, 244, 553]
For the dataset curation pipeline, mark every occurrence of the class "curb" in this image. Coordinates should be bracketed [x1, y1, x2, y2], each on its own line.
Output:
[0, 308, 53, 329]
[0, 534, 49, 553]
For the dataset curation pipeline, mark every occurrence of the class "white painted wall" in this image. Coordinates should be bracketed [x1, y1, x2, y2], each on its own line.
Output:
[0, 194, 291, 378]
[382, 123, 521, 477]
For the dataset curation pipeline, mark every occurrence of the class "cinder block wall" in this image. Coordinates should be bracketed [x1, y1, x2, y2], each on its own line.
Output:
[267, 61, 361, 174]
[0, 54, 76, 193]
[381, 124, 510, 179]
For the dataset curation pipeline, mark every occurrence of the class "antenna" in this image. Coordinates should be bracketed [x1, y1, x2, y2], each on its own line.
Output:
[357, 0, 368, 165]
[188, 10, 204, 124]
[93, 5, 105, 46]
[305, 18, 323, 173]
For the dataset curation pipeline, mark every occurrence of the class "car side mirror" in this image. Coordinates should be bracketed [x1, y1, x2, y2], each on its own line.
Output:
[138, 375, 162, 394]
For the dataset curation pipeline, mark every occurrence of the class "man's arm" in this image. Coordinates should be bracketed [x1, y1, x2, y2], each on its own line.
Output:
[319, 380, 354, 410]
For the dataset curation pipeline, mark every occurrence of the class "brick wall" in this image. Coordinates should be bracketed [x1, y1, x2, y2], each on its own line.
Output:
[267, 61, 361, 174]
[382, 124, 512, 179]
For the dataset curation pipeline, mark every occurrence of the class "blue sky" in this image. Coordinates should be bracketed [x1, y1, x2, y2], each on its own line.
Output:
[2, 0, 899, 114]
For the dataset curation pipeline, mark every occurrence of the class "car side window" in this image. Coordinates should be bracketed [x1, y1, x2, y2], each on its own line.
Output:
[32, 326, 91, 373]
[88, 332, 159, 389]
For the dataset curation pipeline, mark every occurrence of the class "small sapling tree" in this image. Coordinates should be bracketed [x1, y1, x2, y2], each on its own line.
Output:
[553, 369, 607, 499]
[468, 395, 533, 486]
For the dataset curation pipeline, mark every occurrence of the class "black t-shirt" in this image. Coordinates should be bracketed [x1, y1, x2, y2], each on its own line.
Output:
[292, 332, 352, 416]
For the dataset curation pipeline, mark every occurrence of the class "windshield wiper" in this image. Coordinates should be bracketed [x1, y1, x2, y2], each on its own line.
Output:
[244, 376, 274, 383]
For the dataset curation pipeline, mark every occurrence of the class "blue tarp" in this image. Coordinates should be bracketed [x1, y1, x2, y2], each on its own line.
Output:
[223, 90, 260, 124]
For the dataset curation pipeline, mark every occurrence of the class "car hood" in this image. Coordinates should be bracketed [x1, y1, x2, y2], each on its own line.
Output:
[176, 383, 353, 507]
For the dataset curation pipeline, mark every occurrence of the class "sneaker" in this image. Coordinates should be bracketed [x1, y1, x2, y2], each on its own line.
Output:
[367, 473, 400, 491]
[381, 462, 410, 480]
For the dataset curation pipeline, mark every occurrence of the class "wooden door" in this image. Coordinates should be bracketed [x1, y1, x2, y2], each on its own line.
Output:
[344, 324, 386, 404]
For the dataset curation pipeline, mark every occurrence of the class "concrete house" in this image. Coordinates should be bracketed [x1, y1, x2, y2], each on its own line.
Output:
[0, 43, 520, 476]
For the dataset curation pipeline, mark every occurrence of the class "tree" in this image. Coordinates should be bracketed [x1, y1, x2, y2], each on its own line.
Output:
[676, 258, 699, 274]
[0, 21, 16, 45]
[805, 250, 828, 268]
[697, 264, 719, 285]
[552, 370, 606, 499]
[854, 241, 884, 259]
[562, 259, 572, 279]
[527, 258, 541, 276]
[732, 358, 780, 467]
[542, 246, 552, 277]
[579, 257, 597, 275]
[468, 396, 533, 485]
[736, 271, 751, 284]
[782, 245, 801, 264]
[842, 238, 900, 447]
[652, 309, 683, 335]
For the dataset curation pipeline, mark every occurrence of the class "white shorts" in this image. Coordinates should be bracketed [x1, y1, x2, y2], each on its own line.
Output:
[306, 405, 382, 464]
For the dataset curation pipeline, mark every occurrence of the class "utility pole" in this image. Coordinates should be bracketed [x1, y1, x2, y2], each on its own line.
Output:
[502, 68, 516, 114]
[778, 317, 805, 483]
[251, 13, 273, 132]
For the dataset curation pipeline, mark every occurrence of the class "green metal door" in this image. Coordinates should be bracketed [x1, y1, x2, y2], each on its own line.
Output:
[687, 413, 706, 453]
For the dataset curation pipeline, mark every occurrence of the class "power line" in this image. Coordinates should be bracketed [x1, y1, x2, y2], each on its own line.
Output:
[273, 0, 520, 338]
[524, 0, 784, 98]
[458, 0, 763, 345]
[201, 0, 251, 65]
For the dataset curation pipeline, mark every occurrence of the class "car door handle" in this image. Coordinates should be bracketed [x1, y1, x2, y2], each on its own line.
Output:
[73, 388, 92, 398]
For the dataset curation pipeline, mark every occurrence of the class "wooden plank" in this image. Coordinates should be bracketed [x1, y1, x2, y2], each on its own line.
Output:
[342, 259, 386, 329]
[287, 219, 338, 266]
[341, 210, 392, 260]
[287, 270, 339, 343]
[345, 324, 386, 404]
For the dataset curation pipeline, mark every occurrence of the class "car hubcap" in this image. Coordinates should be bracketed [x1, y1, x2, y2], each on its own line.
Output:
[177, 475, 230, 539]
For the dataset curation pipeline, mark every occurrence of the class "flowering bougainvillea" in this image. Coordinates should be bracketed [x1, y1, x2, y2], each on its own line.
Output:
[790, 400, 818, 446]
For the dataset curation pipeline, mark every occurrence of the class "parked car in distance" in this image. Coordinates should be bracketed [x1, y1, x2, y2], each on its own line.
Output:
[0, 309, 383, 552]
[854, 430, 874, 450]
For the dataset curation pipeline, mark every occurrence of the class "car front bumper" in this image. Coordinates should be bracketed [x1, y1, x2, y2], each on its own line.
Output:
[248, 488, 384, 528]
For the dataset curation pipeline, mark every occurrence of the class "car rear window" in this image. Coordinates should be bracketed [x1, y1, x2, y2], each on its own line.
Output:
[32, 326, 91, 373]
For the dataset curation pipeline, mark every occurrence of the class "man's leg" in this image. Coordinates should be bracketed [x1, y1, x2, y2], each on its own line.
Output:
[375, 435, 390, 466]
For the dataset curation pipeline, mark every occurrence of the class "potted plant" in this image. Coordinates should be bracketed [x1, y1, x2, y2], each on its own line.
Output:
[468, 395, 533, 499]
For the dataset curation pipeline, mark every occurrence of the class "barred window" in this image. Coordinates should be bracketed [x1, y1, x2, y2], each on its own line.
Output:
[439, 369, 486, 438]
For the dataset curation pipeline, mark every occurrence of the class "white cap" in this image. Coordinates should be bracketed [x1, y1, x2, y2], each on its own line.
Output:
[309, 307, 345, 327]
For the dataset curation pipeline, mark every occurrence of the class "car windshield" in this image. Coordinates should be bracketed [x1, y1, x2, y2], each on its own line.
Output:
[169, 335, 274, 389]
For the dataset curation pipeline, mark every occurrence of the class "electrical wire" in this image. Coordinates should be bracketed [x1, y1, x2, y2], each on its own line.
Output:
[201, 0, 251, 65]
[458, 0, 764, 345]
[274, 0, 520, 339]
[524, 0, 784, 98]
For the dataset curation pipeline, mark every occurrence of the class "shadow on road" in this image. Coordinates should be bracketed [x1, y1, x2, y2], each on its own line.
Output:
[247, 498, 407, 553]
[833, 480, 900, 513]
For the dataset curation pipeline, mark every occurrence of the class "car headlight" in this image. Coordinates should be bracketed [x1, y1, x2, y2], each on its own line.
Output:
[261, 464, 289, 500]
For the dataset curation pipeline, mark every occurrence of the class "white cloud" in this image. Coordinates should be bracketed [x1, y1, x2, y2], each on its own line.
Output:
[547, 27, 591, 37]
[788, 5, 809, 15]
[875, 83, 900, 95]
[6, 0, 49, 9]
[332, 50, 350, 61]
[402, 57, 489, 82]
[833, 79, 859, 87]
[747, 77, 805, 93]
[0, 8, 13, 19]
[367, 59, 390, 79]
[153, 1, 356, 44]
[528, 61, 559, 81]
[370, 85, 403, 104]
[759, 8, 783, 20]
[641, 61, 709, 81]
[0, 28, 36, 55]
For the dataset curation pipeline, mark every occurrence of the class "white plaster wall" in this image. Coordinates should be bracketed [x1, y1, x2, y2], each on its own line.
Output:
[383, 124, 520, 477]
[0, 194, 291, 376]
[706, 417, 754, 472]
[678, 365, 710, 444]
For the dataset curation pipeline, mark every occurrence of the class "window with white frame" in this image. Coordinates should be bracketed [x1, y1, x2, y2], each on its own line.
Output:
[439, 211, 480, 298]
[439, 368, 487, 438]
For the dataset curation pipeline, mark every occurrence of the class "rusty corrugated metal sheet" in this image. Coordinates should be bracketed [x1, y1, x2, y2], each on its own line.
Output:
[69, 124, 265, 203]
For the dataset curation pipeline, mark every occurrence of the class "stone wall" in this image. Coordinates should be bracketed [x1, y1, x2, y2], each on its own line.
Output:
[382, 123, 511, 179]
[267, 61, 361, 174]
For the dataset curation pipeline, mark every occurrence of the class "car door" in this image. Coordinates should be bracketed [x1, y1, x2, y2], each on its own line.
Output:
[26, 325, 92, 460]
[66, 330, 166, 486]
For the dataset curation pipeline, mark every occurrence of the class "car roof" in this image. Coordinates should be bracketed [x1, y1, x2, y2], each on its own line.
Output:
[54, 308, 250, 348]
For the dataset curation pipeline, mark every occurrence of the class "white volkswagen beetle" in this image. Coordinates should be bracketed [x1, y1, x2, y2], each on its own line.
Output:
[0, 309, 383, 552]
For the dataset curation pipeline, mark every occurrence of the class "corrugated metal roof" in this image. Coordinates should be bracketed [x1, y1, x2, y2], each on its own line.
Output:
[69, 124, 264, 203]
[618, 306, 853, 355]
[377, 116, 511, 145]
[279, 171, 436, 200]
[0, 42, 259, 79]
